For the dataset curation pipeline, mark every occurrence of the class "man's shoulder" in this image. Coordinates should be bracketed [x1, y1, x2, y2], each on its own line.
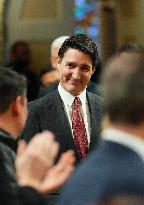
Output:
[87, 91, 102, 103]
[90, 140, 144, 178]
[0, 136, 16, 171]
[28, 89, 61, 109]
[60, 141, 144, 205]
[86, 91, 102, 110]
[74, 140, 144, 177]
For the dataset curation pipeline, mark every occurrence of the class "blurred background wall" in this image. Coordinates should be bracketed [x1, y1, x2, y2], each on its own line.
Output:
[0, 0, 143, 72]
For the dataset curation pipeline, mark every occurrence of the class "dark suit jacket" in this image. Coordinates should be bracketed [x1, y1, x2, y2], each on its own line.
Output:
[59, 139, 144, 205]
[21, 89, 102, 163]
[0, 129, 47, 205]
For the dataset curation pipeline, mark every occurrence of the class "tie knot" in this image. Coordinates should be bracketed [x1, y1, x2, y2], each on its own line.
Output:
[73, 97, 81, 107]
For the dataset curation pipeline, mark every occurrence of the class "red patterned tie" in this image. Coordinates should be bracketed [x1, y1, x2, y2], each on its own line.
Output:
[72, 97, 88, 159]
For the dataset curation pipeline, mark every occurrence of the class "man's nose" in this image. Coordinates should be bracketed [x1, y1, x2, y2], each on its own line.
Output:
[72, 68, 81, 79]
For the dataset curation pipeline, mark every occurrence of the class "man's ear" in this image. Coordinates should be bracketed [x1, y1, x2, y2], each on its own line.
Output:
[12, 96, 23, 116]
[57, 58, 61, 70]
[91, 68, 95, 76]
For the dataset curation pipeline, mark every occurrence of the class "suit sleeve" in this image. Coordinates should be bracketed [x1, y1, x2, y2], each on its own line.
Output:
[21, 101, 41, 143]
[0, 146, 46, 205]
[0, 184, 46, 205]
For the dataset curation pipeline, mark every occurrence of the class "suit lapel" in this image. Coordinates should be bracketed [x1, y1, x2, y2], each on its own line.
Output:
[47, 90, 100, 161]
[53, 91, 79, 155]
[87, 92, 102, 149]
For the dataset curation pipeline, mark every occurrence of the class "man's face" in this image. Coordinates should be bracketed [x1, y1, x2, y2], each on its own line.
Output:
[11, 95, 28, 139]
[57, 48, 94, 96]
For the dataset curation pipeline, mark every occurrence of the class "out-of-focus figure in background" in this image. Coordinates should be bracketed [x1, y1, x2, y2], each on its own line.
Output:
[38, 36, 69, 97]
[40, 66, 59, 87]
[7, 41, 40, 101]
[50, 36, 70, 70]
[38, 66, 59, 98]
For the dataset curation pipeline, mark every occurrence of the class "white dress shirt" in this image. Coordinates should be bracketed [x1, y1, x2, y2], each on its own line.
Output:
[58, 84, 91, 144]
[102, 128, 144, 161]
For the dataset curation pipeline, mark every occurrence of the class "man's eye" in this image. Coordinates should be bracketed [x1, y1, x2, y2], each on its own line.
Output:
[81, 67, 90, 72]
[67, 64, 75, 69]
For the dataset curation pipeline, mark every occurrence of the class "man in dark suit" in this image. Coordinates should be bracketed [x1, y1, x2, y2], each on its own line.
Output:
[59, 46, 144, 205]
[21, 33, 102, 163]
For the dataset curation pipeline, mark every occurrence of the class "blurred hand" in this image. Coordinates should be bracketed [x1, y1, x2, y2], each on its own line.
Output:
[16, 131, 59, 189]
[37, 150, 75, 193]
[16, 131, 75, 194]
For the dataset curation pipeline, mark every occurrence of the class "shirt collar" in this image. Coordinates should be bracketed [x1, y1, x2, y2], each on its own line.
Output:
[102, 128, 144, 161]
[58, 83, 87, 107]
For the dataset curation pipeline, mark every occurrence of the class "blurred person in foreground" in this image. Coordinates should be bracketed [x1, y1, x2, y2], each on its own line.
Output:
[7, 41, 40, 101]
[21, 33, 102, 164]
[0, 67, 75, 205]
[101, 44, 144, 129]
[59, 46, 144, 205]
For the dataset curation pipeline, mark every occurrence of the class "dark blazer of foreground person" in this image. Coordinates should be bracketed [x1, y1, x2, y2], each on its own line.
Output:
[0, 129, 47, 205]
[59, 136, 144, 205]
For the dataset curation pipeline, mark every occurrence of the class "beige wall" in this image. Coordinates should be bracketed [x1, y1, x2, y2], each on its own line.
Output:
[6, 0, 74, 72]
[99, 0, 144, 62]
[99, 0, 117, 62]
[116, 0, 144, 47]
[29, 40, 52, 73]
[1, 0, 144, 67]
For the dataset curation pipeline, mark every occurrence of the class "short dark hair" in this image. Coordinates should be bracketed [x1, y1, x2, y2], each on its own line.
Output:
[101, 51, 144, 125]
[10, 41, 29, 53]
[117, 43, 144, 54]
[0, 67, 27, 113]
[58, 33, 99, 70]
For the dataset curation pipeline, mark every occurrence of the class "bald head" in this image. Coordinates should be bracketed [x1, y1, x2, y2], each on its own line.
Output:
[101, 51, 144, 125]
[50, 36, 69, 69]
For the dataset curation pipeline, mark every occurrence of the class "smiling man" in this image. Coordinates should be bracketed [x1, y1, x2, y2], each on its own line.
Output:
[21, 34, 102, 163]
